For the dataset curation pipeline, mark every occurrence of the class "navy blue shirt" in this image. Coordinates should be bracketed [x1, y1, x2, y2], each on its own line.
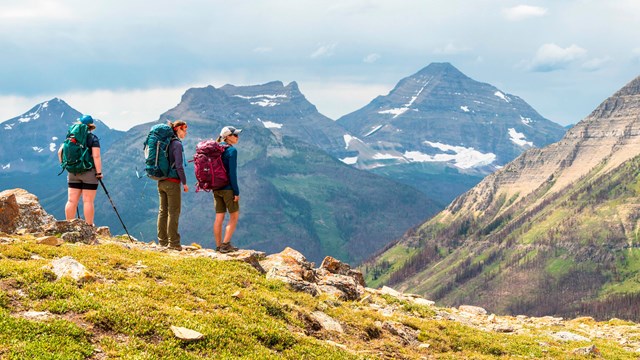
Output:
[220, 143, 239, 195]
[168, 139, 187, 185]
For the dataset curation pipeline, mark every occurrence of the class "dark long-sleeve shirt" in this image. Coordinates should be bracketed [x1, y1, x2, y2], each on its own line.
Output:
[169, 139, 187, 185]
[220, 144, 239, 195]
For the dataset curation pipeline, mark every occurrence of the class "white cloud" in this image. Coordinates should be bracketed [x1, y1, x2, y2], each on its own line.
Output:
[310, 43, 337, 58]
[581, 56, 612, 71]
[527, 43, 587, 72]
[0, 0, 72, 20]
[434, 42, 471, 55]
[502, 5, 547, 21]
[363, 53, 380, 63]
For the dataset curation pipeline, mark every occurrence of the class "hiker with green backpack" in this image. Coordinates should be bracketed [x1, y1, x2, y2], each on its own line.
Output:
[143, 120, 189, 251]
[57, 114, 103, 226]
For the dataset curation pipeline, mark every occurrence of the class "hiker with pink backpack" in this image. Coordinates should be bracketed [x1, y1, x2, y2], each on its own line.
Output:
[191, 126, 242, 253]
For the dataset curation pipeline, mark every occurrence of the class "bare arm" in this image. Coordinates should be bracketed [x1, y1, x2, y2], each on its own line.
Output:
[57, 146, 63, 163]
[92, 147, 102, 178]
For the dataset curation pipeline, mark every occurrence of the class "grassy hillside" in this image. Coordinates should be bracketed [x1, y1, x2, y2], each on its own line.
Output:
[1, 235, 640, 359]
[363, 154, 640, 321]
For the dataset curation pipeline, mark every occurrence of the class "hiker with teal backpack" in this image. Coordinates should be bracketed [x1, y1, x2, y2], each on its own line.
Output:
[213, 126, 242, 253]
[57, 115, 102, 226]
[144, 120, 189, 251]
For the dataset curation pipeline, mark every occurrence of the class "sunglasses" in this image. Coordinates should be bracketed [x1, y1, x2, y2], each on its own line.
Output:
[228, 133, 238, 137]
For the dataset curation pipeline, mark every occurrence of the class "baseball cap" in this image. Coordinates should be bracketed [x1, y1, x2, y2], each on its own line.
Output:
[220, 126, 242, 138]
[79, 115, 94, 125]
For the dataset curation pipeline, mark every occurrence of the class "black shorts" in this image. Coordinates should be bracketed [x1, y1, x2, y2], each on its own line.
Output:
[68, 170, 99, 190]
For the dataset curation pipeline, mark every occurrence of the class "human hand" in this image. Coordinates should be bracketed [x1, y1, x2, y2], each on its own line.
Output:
[96, 172, 103, 179]
[234, 195, 239, 202]
[183, 184, 189, 192]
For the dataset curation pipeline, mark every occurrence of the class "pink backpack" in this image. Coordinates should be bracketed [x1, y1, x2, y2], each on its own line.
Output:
[190, 140, 230, 192]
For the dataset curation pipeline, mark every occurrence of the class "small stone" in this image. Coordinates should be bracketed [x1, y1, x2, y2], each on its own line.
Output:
[36, 236, 63, 246]
[418, 343, 430, 349]
[572, 345, 599, 355]
[170, 326, 204, 341]
[49, 256, 94, 283]
[553, 331, 591, 342]
[380, 286, 401, 297]
[311, 311, 344, 333]
[459, 305, 487, 316]
[95, 226, 111, 237]
[231, 290, 242, 299]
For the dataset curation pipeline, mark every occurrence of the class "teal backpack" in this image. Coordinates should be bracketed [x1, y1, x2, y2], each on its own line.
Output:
[143, 124, 179, 180]
[60, 123, 94, 175]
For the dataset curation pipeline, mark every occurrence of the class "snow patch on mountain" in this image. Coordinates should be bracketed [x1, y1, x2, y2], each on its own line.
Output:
[1, 163, 9, 170]
[520, 116, 533, 126]
[373, 153, 402, 160]
[340, 156, 358, 165]
[4, 124, 13, 130]
[402, 141, 497, 169]
[494, 91, 510, 102]
[259, 119, 283, 129]
[378, 78, 432, 118]
[32, 147, 44, 153]
[460, 106, 470, 112]
[234, 94, 287, 107]
[49, 143, 57, 152]
[508, 128, 534, 147]
[344, 134, 365, 149]
[364, 124, 384, 137]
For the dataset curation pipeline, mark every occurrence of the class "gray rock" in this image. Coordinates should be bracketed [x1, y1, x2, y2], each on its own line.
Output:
[49, 256, 94, 283]
[553, 331, 591, 342]
[310, 311, 344, 333]
[170, 326, 204, 341]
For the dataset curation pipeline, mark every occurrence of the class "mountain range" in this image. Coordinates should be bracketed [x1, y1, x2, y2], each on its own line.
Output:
[363, 74, 640, 320]
[0, 63, 568, 265]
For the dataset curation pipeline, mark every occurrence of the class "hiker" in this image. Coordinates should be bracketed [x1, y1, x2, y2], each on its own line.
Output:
[214, 126, 242, 253]
[58, 114, 102, 226]
[156, 120, 189, 251]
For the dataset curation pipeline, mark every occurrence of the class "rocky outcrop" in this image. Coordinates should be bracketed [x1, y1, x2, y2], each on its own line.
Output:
[0, 188, 54, 233]
[44, 219, 97, 245]
[259, 247, 366, 300]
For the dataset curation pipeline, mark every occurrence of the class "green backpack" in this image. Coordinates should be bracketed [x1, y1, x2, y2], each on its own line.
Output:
[60, 123, 94, 175]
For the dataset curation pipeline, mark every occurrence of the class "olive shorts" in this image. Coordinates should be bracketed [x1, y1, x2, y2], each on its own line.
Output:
[213, 190, 239, 214]
[68, 169, 98, 190]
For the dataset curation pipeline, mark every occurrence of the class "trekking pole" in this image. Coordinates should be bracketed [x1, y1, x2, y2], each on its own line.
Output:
[99, 179, 133, 241]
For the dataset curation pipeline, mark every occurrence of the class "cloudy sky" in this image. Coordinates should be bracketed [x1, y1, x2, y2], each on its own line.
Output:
[1, 0, 639, 130]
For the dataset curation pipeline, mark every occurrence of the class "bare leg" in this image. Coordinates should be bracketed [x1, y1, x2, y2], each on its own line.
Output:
[82, 189, 97, 225]
[214, 213, 225, 247]
[65, 188, 82, 220]
[223, 211, 239, 244]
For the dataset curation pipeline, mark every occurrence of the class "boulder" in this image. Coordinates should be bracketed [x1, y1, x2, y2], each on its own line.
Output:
[320, 256, 366, 287]
[44, 219, 97, 244]
[382, 321, 420, 346]
[95, 226, 111, 237]
[260, 247, 319, 296]
[316, 270, 363, 301]
[0, 189, 55, 233]
[36, 236, 64, 246]
[310, 311, 344, 333]
[49, 256, 94, 283]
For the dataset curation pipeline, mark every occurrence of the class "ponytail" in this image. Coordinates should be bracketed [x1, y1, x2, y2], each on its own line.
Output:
[216, 136, 224, 143]
[168, 120, 187, 134]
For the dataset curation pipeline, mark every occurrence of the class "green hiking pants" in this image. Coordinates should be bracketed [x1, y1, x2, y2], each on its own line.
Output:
[157, 180, 181, 247]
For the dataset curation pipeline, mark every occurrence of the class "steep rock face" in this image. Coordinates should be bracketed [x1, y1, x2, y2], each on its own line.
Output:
[364, 75, 640, 320]
[446, 75, 640, 220]
[338, 63, 566, 170]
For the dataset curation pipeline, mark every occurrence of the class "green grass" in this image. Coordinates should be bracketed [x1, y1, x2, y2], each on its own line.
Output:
[0, 236, 639, 359]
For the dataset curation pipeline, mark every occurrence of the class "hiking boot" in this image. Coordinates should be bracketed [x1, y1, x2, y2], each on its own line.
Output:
[218, 242, 238, 254]
[168, 244, 183, 251]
